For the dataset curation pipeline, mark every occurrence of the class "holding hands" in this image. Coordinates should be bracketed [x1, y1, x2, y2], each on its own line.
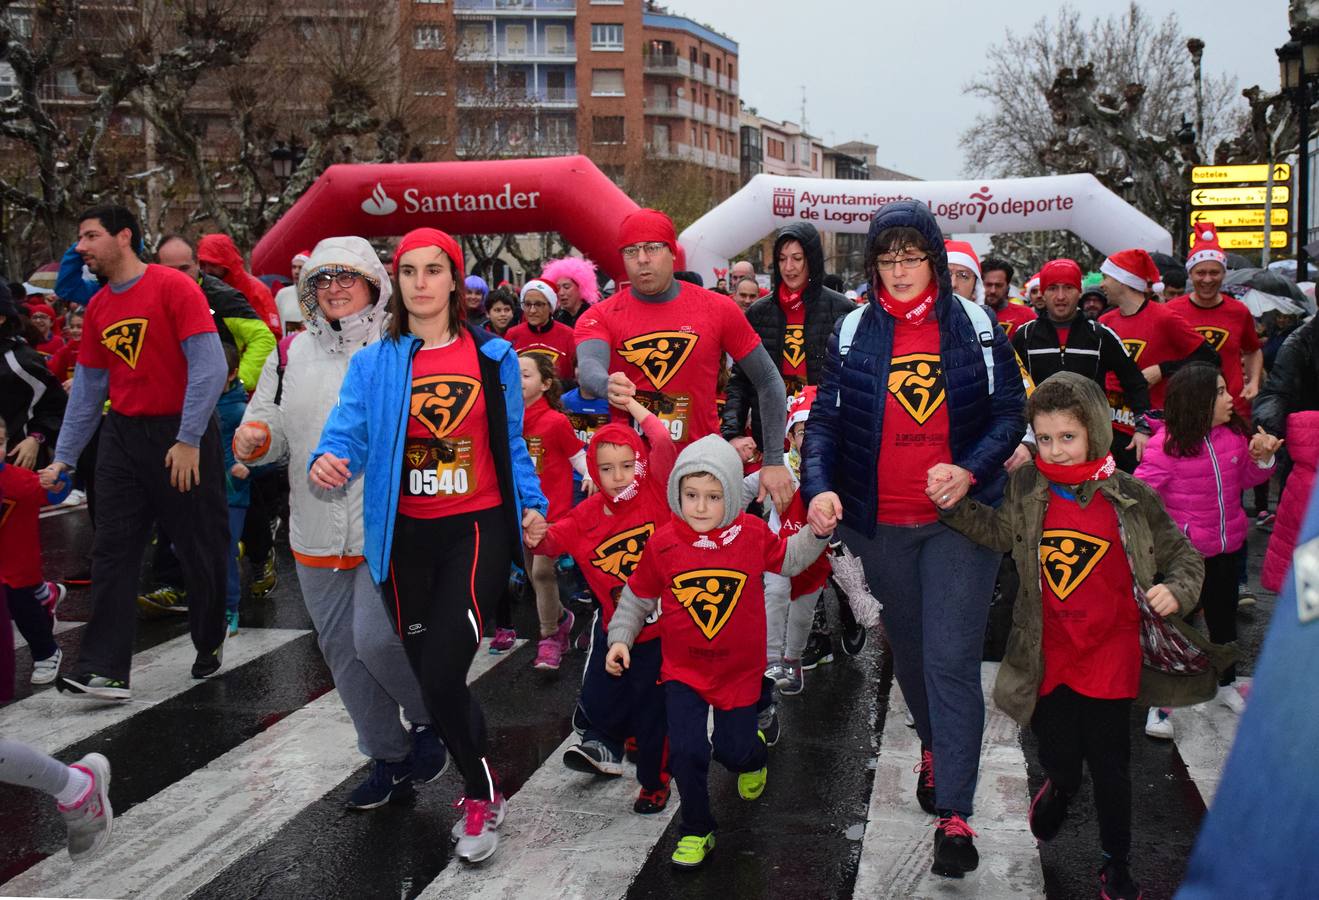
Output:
[606, 371, 637, 409]
[925, 463, 973, 510]
[807, 491, 843, 535]
[1248, 427, 1283, 463]
[522, 508, 548, 548]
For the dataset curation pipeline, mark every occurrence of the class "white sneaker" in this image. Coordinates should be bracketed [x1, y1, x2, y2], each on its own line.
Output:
[60, 753, 113, 861]
[1145, 706, 1174, 740]
[1217, 684, 1247, 714]
[453, 794, 505, 862]
[450, 792, 506, 843]
[32, 647, 63, 685]
[62, 489, 87, 507]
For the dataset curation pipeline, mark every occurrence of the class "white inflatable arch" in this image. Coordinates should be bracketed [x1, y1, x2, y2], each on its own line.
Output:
[680, 173, 1173, 284]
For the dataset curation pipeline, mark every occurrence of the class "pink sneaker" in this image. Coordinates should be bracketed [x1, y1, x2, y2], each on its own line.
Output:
[553, 608, 575, 653]
[534, 636, 563, 671]
[489, 628, 517, 654]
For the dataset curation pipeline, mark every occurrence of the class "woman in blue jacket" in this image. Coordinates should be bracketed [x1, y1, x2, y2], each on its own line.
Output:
[311, 227, 547, 865]
[802, 201, 1025, 879]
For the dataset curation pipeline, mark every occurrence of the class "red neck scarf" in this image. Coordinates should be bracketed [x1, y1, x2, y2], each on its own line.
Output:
[1035, 453, 1116, 485]
[778, 282, 804, 311]
[587, 423, 649, 513]
[878, 283, 937, 325]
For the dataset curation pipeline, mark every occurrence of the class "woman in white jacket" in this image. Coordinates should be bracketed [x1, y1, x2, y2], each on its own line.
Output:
[233, 237, 446, 809]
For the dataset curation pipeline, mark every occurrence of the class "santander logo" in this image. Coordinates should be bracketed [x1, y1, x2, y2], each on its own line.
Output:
[361, 183, 398, 216]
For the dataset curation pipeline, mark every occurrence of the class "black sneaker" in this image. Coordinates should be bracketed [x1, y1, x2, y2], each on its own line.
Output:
[1098, 856, 1142, 900]
[801, 633, 834, 670]
[757, 702, 781, 747]
[931, 814, 979, 878]
[838, 598, 867, 656]
[1028, 778, 1072, 842]
[915, 746, 936, 815]
[56, 673, 131, 702]
[345, 757, 416, 810]
[563, 740, 624, 777]
[191, 639, 225, 679]
[572, 702, 591, 736]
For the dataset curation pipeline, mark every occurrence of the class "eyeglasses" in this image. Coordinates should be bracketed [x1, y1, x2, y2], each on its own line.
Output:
[949, 270, 976, 282]
[621, 242, 669, 260]
[311, 271, 363, 291]
[876, 255, 929, 271]
[522, 300, 550, 310]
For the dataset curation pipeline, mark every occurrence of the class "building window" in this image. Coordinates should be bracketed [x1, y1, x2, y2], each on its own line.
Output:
[413, 69, 448, 96]
[117, 114, 143, 136]
[0, 62, 16, 99]
[593, 115, 625, 144]
[413, 25, 445, 50]
[812, 152, 819, 170]
[545, 24, 568, 54]
[590, 23, 623, 51]
[461, 24, 489, 52]
[504, 24, 526, 55]
[702, 52, 710, 67]
[766, 137, 785, 161]
[4, 9, 33, 38]
[590, 68, 624, 96]
[652, 123, 670, 153]
[728, 62, 735, 79]
[689, 47, 698, 65]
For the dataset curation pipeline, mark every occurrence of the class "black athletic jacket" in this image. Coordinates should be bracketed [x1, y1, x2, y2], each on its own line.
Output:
[1011, 314, 1152, 425]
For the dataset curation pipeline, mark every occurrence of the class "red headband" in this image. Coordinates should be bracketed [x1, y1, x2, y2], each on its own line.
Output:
[617, 208, 677, 255]
[1039, 258, 1082, 292]
[392, 227, 466, 286]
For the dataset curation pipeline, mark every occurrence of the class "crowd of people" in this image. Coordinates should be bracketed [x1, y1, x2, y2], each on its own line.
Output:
[0, 201, 1310, 899]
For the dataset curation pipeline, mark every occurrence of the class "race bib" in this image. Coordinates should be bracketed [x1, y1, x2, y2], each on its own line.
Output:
[403, 437, 477, 497]
[783, 375, 806, 397]
[568, 411, 611, 445]
[635, 390, 691, 443]
[1106, 389, 1136, 433]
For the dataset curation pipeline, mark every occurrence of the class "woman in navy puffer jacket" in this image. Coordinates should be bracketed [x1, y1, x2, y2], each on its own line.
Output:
[802, 201, 1024, 878]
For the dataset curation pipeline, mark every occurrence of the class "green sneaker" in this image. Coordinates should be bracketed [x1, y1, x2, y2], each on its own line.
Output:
[671, 832, 715, 869]
[737, 730, 768, 800]
[250, 556, 278, 598]
[137, 585, 187, 617]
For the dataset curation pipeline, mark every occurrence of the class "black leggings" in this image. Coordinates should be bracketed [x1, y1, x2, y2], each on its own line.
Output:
[1194, 550, 1241, 684]
[383, 506, 511, 800]
[1031, 685, 1132, 860]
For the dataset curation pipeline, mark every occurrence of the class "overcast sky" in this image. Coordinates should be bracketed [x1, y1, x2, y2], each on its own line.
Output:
[668, 0, 1291, 181]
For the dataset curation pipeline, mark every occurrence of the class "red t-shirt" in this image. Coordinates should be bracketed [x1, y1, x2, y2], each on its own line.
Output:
[1167, 294, 1261, 417]
[996, 303, 1037, 338]
[779, 288, 807, 385]
[574, 281, 762, 448]
[627, 512, 787, 709]
[47, 339, 80, 382]
[1038, 488, 1141, 699]
[506, 321, 577, 384]
[397, 334, 501, 519]
[1100, 301, 1210, 433]
[34, 334, 64, 359]
[778, 490, 831, 596]
[0, 463, 54, 587]
[539, 416, 676, 640]
[876, 316, 951, 525]
[78, 265, 218, 416]
[523, 396, 582, 521]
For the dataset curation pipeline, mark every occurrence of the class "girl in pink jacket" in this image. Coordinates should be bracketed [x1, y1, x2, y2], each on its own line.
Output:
[1135, 363, 1281, 734]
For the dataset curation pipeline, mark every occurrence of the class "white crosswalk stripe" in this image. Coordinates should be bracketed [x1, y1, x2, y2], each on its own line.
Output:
[0, 628, 310, 753]
[1, 638, 524, 899]
[1166, 680, 1250, 808]
[11, 618, 81, 651]
[854, 663, 1045, 899]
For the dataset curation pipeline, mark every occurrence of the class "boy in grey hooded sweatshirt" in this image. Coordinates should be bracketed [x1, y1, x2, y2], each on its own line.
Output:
[606, 434, 835, 869]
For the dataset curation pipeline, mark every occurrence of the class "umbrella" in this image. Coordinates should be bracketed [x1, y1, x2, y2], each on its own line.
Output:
[1221, 285, 1306, 317]
[1225, 253, 1254, 270]
[1269, 258, 1319, 280]
[1225, 268, 1311, 310]
[1150, 251, 1183, 272]
[259, 273, 292, 292]
[27, 262, 60, 290]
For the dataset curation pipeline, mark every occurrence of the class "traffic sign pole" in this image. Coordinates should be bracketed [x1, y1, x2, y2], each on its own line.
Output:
[1265, 164, 1275, 265]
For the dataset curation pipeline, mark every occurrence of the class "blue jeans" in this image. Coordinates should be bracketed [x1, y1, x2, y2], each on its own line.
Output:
[840, 520, 998, 817]
[226, 506, 247, 613]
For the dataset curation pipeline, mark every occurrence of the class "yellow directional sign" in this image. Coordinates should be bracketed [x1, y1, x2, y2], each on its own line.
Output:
[1189, 231, 1290, 250]
[1191, 208, 1290, 229]
[1190, 186, 1290, 207]
[1191, 163, 1291, 184]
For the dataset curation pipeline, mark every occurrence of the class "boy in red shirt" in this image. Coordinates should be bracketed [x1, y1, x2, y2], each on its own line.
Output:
[528, 396, 677, 813]
[605, 434, 835, 869]
[1, 416, 72, 684]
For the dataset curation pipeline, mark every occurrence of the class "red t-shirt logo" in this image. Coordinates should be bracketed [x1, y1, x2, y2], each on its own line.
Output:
[783, 324, 806, 370]
[1040, 529, 1112, 601]
[410, 375, 480, 439]
[101, 317, 148, 369]
[0, 497, 15, 528]
[1121, 339, 1147, 363]
[519, 347, 562, 364]
[671, 568, 748, 640]
[619, 331, 697, 389]
[887, 353, 946, 425]
[592, 523, 655, 580]
[1194, 326, 1230, 352]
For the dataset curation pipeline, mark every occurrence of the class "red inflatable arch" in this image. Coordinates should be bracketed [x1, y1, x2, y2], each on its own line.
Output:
[251, 156, 639, 281]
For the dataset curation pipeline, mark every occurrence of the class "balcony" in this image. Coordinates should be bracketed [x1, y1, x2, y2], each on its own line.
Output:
[643, 53, 690, 76]
[454, 0, 575, 16]
[646, 96, 691, 117]
[456, 135, 579, 157]
[456, 86, 577, 108]
[456, 42, 576, 63]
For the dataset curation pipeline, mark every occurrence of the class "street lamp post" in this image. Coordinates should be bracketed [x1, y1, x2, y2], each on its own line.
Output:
[268, 138, 308, 186]
[1279, 33, 1319, 277]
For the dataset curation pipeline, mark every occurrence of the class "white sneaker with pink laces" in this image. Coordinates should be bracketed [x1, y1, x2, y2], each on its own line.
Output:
[453, 793, 505, 863]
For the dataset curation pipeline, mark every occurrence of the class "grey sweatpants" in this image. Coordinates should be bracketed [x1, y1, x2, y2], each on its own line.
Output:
[765, 574, 819, 665]
[0, 738, 70, 796]
[840, 520, 998, 817]
[295, 562, 430, 762]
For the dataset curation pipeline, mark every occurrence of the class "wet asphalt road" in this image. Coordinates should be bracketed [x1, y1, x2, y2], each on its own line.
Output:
[1, 500, 1278, 898]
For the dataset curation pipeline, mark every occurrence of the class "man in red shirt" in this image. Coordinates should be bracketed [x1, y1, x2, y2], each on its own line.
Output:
[1168, 223, 1263, 418]
[1098, 248, 1219, 471]
[40, 205, 230, 700]
[575, 208, 794, 512]
[982, 257, 1037, 337]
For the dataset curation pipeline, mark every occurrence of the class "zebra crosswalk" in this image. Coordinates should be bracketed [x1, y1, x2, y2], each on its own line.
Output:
[2, 614, 1248, 899]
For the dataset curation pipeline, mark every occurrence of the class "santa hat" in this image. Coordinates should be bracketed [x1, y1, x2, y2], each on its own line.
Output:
[1101, 248, 1164, 294]
[1186, 222, 1227, 272]
[292, 250, 312, 268]
[1025, 272, 1041, 294]
[785, 386, 818, 437]
[520, 278, 558, 312]
[943, 240, 984, 303]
